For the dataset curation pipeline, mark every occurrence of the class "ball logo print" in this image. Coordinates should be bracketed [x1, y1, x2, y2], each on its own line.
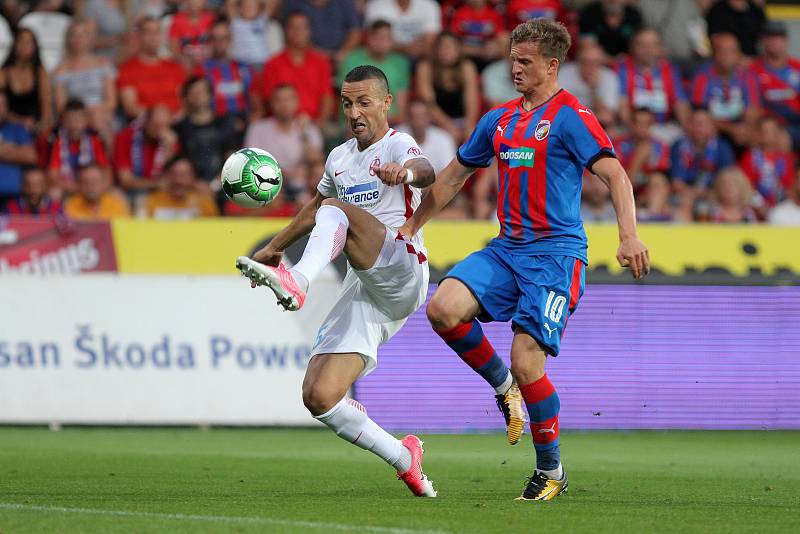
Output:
[221, 148, 283, 208]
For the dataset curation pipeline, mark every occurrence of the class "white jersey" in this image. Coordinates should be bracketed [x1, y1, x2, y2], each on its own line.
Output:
[318, 128, 427, 249]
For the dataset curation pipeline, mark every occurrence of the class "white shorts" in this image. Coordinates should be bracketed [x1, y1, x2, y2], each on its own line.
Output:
[309, 228, 429, 377]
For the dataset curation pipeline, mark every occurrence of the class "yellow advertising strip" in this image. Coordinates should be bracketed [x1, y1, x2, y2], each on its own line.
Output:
[112, 219, 800, 277]
[766, 5, 800, 20]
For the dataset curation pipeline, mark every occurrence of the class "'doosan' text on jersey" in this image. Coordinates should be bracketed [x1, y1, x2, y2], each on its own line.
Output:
[457, 89, 615, 263]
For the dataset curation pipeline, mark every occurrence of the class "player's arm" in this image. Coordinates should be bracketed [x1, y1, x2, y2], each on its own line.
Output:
[251, 191, 328, 266]
[375, 157, 435, 188]
[591, 156, 650, 279]
[399, 157, 474, 236]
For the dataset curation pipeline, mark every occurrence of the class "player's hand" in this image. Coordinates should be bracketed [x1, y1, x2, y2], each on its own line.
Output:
[375, 163, 409, 186]
[616, 237, 650, 279]
[252, 245, 283, 267]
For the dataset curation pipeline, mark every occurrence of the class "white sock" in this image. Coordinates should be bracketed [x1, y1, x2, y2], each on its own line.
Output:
[494, 371, 514, 395]
[315, 398, 412, 472]
[538, 464, 563, 480]
[290, 204, 349, 290]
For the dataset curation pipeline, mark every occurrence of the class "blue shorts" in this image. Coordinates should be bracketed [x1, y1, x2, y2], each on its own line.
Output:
[444, 245, 586, 356]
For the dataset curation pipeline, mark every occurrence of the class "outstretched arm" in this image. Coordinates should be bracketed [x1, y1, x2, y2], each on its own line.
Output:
[252, 191, 328, 266]
[399, 157, 475, 237]
[591, 156, 650, 279]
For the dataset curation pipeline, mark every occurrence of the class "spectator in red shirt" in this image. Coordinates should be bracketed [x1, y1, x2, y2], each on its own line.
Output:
[449, 0, 507, 70]
[46, 99, 109, 197]
[118, 16, 188, 119]
[506, 0, 565, 28]
[169, 0, 216, 69]
[4, 167, 61, 215]
[259, 11, 334, 126]
[113, 105, 180, 193]
[739, 115, 795, 212]
[614, 107, 670, 190]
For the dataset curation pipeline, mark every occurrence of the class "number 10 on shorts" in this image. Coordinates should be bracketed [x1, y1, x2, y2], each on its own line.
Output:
[544, 291, 567, 323]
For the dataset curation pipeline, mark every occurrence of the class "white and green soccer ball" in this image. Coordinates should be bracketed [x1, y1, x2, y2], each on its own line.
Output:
[221, 148, 283, 208]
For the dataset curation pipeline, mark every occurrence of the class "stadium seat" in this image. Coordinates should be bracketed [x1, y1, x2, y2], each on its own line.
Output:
[18, 12, 71, 71]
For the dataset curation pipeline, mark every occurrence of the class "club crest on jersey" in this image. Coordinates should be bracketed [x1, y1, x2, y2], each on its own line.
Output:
[534, 120, 551, 141]
[369, 157, 381, 176]
[499, 143, 535, 168]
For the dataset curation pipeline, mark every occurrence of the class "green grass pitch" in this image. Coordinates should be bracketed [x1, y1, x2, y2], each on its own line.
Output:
[0, 428, 798, 533]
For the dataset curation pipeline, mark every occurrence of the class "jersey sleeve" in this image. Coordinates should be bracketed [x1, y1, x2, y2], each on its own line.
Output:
[388, 131, 429, 166]
[317, 153, 338, 198]
[560, 107, 616, 170]
[456, 108, 502, 168]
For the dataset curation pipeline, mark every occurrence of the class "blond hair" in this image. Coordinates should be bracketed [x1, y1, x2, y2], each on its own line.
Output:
[510, 18, 572, 64]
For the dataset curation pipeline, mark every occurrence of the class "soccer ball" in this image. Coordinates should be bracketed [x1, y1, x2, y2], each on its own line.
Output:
[221, 148, 283, 208]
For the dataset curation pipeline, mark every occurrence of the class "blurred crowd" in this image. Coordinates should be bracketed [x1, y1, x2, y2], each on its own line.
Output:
[0, 0, 799, 225]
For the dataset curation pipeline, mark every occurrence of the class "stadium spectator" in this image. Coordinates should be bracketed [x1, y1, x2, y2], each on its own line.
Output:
[580, 171, 616, 222]
[76, 0, 126, 59]
[118, 16, 188, 119]
[613, 107, 670, 189]
[691, 32, 759, 149]
[173, 77, 236, 185]
[739, 116, 795, 212]
[226, 0, 282, 69]
[169, 0, 216, 68]
[578, 0, 642, 57]
[705, 0, 766, 57]
[708, 166, 758, 223]
[505, 0, 565, 28]
[337, 20, 410, 125]
[197, 18, 260, 135]
[3, 167, 62, 215]
[113, 105, 180, 193]
[748, 21, 800, 150]
[52, 18, 117, 140]
[768, 173, 800, 225]
[259, 11, 333, 125]
[639, 0, 707, 68]
[0, 28, 52, 132]
[636, 172, 674, 222]
[245, 84, 323, 203]
[64, 163, 130, 219]
[281, 0, 361, 62]
[482, 55, 518, 107]
[397, 98, 456, 174]
[618, 28, 690, 143]
[364, 0, 441, 61]
[414, 33, 480, 143]
[46, 99, 109, 197]
[143, 155, 219, 219]
[0, 93, 37, 204]
[448, 0, 507, 70]
[560, 41, 619, 126]
[670, 107, 736, 221]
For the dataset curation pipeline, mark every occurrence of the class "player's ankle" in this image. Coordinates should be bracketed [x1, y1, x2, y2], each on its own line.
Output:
[289, 269, 309, 292]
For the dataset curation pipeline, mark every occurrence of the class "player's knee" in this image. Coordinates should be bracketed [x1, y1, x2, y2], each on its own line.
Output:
[302, 383, 343, 416]
[426, 293, 459, 331]
[320, 198, 346, 210]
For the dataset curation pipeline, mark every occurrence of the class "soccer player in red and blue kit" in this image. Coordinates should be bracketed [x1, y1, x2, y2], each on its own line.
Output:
[400, 19, 650, 501]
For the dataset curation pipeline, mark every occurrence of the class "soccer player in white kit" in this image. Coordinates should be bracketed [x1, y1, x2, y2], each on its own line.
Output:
[236, 66, 437, 497]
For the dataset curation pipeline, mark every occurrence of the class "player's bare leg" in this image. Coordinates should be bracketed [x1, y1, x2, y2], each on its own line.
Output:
[237, 198, 388, 310]
[303, 353, 437, 497]
[510, 329, 568, 501]
[426, 279, 525, 445]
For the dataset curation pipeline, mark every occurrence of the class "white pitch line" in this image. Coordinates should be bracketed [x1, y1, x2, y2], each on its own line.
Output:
[0, 503, 449, 534]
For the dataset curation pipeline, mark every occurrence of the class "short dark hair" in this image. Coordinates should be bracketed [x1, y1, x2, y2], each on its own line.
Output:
[64, 98, 86, 112]
[369, 19, 391, 32]
[343, 65, 389, 94]
[182, 75, 209, 99]
[164, 154, 197, 175]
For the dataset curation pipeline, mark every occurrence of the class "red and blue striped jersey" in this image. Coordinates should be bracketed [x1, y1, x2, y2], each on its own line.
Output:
[457, 90, 614, 262]
[617, 57, 687, 124]
[198, 59, 255, 117]
[691, 64, 759, 121]
[748, 58, 800, 124]
[614, 133, 670, 174]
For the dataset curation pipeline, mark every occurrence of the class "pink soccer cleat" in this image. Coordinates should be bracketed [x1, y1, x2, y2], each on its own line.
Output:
[397, 435, 437, 497]
[236, 256, 306, 311]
